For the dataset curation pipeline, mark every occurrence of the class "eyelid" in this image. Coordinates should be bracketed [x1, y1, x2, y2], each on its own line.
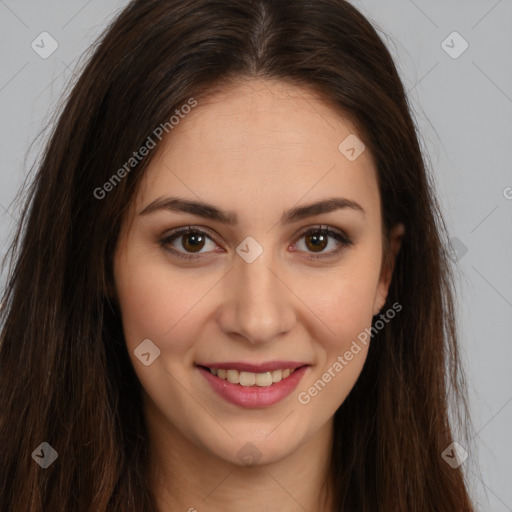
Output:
[293, 224, 349, 243]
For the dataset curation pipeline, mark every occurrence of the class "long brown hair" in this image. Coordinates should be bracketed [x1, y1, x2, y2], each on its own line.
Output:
[0, 0, 475, 510]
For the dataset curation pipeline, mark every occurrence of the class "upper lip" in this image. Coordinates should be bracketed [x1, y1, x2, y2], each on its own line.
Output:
[196, 361, 309, 373]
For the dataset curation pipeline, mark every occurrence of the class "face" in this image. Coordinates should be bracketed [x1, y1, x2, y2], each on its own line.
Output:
[113, 79, 404, 467]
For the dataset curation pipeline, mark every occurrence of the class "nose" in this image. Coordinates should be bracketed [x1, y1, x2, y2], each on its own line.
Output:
[216, 249, 296, 346]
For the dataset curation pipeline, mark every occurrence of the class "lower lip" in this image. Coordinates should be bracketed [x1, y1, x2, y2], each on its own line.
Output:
[197, 365, 309, 408]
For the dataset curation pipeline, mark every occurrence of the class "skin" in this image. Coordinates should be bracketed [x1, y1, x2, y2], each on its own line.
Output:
[113, 78, 405, 511]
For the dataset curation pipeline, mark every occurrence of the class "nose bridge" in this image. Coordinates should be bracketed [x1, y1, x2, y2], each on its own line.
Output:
[220, 241, 295, 344]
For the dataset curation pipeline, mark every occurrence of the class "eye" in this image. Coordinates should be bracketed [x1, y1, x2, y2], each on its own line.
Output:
[159, 224, 353, 261]
[292, 225, 353, 260]
[159, 226, 218, 260]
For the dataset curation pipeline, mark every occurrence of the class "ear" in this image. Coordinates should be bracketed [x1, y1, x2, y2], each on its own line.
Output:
[105, 265, 119, 303]
[106, 278, 117, 301]
[372, 223, 405, 316]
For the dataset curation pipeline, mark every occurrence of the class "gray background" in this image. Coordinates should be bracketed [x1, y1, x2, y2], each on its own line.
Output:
[0, 0, 511, 510]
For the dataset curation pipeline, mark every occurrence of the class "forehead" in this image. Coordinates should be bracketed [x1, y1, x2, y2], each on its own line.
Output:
[134, 79, 381, 228]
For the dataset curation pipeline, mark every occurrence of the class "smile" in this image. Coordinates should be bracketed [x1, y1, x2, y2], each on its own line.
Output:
[207, 367, 297, 387]
[196, 362, 309, 408]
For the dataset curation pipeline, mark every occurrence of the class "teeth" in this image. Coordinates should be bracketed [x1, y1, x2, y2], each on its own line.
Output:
[226, 369, 239, 384]
[239, 371, 255, 386]
[208, 367, 297, 387]
[272, 370, 282, 383]
[255, 372, 273, 387]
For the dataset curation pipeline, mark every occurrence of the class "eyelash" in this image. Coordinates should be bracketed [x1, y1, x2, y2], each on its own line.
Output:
[159, 225, 353, 261]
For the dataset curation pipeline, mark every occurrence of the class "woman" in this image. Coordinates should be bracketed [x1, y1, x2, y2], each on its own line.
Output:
[0, 0, 475, 510]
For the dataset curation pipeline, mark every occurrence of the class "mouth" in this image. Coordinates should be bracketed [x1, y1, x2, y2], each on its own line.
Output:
[195, 361, 310, 408]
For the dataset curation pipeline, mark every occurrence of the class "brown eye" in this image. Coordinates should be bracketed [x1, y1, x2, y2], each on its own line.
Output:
[304, 232, 328, 253]
[181, 232, 207, 253]
[160, 224, 353, 262]
[294, 226, 353, 260]
[160, 226, 218, 260]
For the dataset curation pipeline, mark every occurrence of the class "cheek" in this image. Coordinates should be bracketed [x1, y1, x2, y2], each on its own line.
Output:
[295, 274, 375, 412]
[303, 259, 381, 349]
[113, 253, 206, 355]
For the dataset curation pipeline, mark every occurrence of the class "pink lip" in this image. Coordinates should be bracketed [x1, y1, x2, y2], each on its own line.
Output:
[197, 364, 309, 408]
[196, 361, 306, 373]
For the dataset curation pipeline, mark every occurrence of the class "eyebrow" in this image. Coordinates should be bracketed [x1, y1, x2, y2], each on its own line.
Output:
[139, 195, 365, 224]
